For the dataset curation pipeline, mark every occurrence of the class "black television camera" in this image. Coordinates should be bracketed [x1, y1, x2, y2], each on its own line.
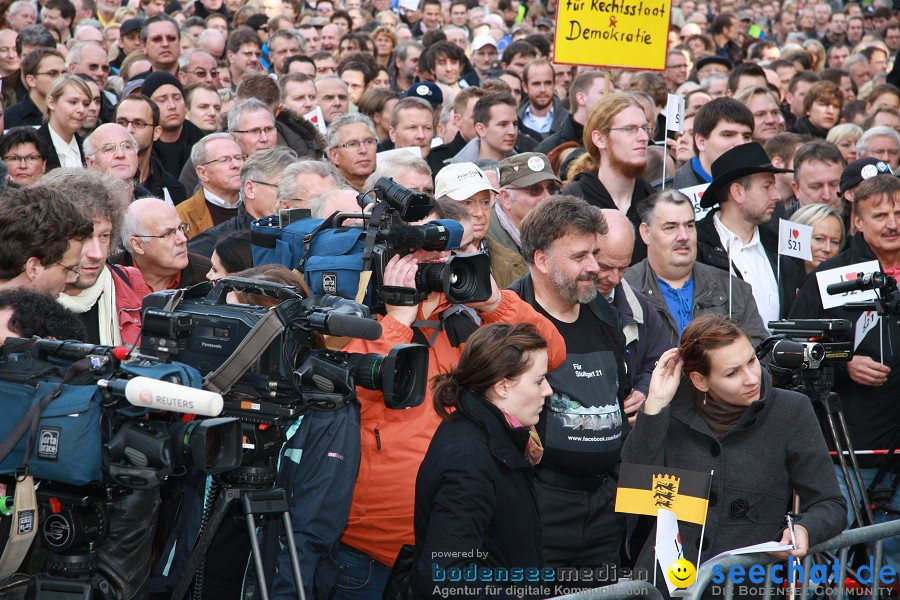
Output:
[260, 177, 493, 310]
[760, 319, 853, 374]
[140, 276, 428, 419]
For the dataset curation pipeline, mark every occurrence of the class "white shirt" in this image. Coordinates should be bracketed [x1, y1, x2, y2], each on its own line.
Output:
[203, 189, 241, 209]
[713, 213, 780, 328]
[48, 126, 82, 168]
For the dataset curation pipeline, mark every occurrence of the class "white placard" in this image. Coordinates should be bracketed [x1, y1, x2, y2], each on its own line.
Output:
[815, 260, 880, 309]
[666, 93, 685, 133]
[679, 183, 711, 221]
[854, 310, 880, 351]
[303, 106, 327, 135]
[777, 218, 813, 261]
[376, 146, 422, 165]
[398, 0, 420, 11]
[655, 509, 683, 596]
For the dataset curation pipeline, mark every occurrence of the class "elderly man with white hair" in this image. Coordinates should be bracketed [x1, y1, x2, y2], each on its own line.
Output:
[275, 160, 343, 212]
[113, 197, 211, 291]
[856, 125, 900, 171]
[84, 123, 150, 201]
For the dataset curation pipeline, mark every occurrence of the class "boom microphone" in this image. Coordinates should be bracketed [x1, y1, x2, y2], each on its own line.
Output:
[318, 312, 383, 340]
[99, 377, 224, 416]
[826, 272, 887, 295]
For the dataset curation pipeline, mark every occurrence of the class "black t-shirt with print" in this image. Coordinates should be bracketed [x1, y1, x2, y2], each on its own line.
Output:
[534, 303, 626, 477]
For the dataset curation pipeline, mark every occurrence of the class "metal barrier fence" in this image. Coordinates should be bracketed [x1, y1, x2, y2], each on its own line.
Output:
[548, 519, 900, 600]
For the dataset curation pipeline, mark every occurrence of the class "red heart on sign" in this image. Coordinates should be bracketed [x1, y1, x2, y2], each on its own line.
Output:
[845, 272, 858, 280]
[309, 114, 319, 123]
[791, 229, 799, 239]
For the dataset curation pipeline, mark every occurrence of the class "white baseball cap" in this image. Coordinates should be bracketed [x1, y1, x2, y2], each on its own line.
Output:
[471, 35, 499, 52]
[435, 163, 498, 201]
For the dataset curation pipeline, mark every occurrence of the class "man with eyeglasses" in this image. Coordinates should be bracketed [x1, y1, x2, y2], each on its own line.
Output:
[435, 161, 528, 287]
[177, 49, 220, 88]
[66, 42, 114, 123]
[0, 185, 93, 298]
[226, 28, 262, 91]
[83, 123, 152, 201]
[188, 147, 297, 258]
[326, 113, 377, 192]
[117, 198, 211, 291]
[143, 72, 205, 180]
[174, 133, 244, 239]
[44, 168, 152, 348]
[268, 30, 304, 79]
[178, 98, 277, 194]
[140, 14, 180, 76]
[115, 94, 188, 204]
[561, 93, 655, 264]
[5, 48, 64, 128]
[489, 153, 561, 256]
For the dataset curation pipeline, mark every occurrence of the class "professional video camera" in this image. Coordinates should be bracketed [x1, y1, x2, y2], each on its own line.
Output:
[138, 276, 429, 600]
[0, 337, 242, 599]
[251, 177, 493, 310]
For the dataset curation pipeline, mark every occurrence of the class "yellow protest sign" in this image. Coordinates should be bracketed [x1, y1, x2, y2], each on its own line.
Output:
[553, 0, 672, 70]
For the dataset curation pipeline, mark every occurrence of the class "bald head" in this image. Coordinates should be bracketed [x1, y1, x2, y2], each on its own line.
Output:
[596, 209, 635, 297]
[599, 209, 635, 248]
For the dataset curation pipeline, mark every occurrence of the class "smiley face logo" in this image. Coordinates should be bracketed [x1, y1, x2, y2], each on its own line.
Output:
[667, 558, 696, 588]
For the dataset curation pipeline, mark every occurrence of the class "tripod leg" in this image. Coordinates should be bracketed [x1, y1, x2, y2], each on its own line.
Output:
[824, 411, 868, 528]
[171, 490, 235, 600]
[280, 511, 307, 600]
[240, 493, 270, 600]
[834, 410, 877, 526]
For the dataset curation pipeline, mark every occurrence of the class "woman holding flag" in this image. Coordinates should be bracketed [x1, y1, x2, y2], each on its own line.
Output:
[622, 315, 846, 596]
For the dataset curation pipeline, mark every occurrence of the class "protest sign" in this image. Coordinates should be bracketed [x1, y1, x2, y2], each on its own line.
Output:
[553, 0, 672, 69]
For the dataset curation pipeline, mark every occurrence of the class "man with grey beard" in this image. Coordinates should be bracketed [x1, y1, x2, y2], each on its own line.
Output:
[507, 195, 627, 573]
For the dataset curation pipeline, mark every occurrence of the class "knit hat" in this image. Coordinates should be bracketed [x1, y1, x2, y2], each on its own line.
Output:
[140, 71, 184, 98]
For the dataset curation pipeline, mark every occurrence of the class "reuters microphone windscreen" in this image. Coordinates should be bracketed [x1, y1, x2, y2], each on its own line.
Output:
[111, 377, 224, 416]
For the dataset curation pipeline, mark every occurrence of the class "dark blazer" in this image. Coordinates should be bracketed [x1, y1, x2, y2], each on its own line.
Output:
[35, 123, 85, 171]
[413, 391, 543, 600]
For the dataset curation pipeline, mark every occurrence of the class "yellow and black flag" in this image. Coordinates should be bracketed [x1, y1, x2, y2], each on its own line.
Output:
[615, 463, 711, 525]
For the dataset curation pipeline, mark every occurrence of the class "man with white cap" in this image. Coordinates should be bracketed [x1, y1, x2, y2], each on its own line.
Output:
[489, 152, 562, 256]
[466, 35, 499, 86]
[435, 161, 528, 287]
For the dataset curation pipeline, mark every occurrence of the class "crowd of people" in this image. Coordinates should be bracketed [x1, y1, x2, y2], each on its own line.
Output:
[0, 0, 897, 597]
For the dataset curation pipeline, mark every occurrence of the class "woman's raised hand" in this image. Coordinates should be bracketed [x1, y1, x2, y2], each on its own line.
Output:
[643, 348, 683, 416]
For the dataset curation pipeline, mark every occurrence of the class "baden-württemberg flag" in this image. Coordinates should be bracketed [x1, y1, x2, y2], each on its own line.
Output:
[615, 463, 711, 525]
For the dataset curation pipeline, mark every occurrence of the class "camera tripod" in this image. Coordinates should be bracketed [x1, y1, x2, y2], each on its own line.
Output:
[171, 465, 306, 600]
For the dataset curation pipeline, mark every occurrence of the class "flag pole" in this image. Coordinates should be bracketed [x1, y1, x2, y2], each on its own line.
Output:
[727, 240, 733, 319]
[694, 470, 715, 570]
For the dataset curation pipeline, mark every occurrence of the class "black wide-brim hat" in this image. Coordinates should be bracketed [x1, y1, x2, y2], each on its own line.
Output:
[700, 142, 794, 208]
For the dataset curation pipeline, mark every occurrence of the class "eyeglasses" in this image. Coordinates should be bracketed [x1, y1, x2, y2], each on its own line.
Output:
[201, 154, 245, 166]
[186, 68, 220, 78]
[4, 154, 43, 164]
[508, 182, 561, 197]
[609, 125, 653, 136]
[135, 221, 190, 239]
[232, 125, 276, 138]
[115, 118, 151, 130]
[55, 261, 81, 275]
[83, 62, 111, 73]
[95, 141, 137, 155]
[251, 180, 279, 188]
[336, 138, 376, 151]
[36, 69, 62, 78]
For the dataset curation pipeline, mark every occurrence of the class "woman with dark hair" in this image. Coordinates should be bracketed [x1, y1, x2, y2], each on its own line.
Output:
[207, 230, 254, 281]
[413, 323, 552, 599]
[623, 315, 846, 597]
[0, 126, 50, 186]
[357, 88, 399, 142]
